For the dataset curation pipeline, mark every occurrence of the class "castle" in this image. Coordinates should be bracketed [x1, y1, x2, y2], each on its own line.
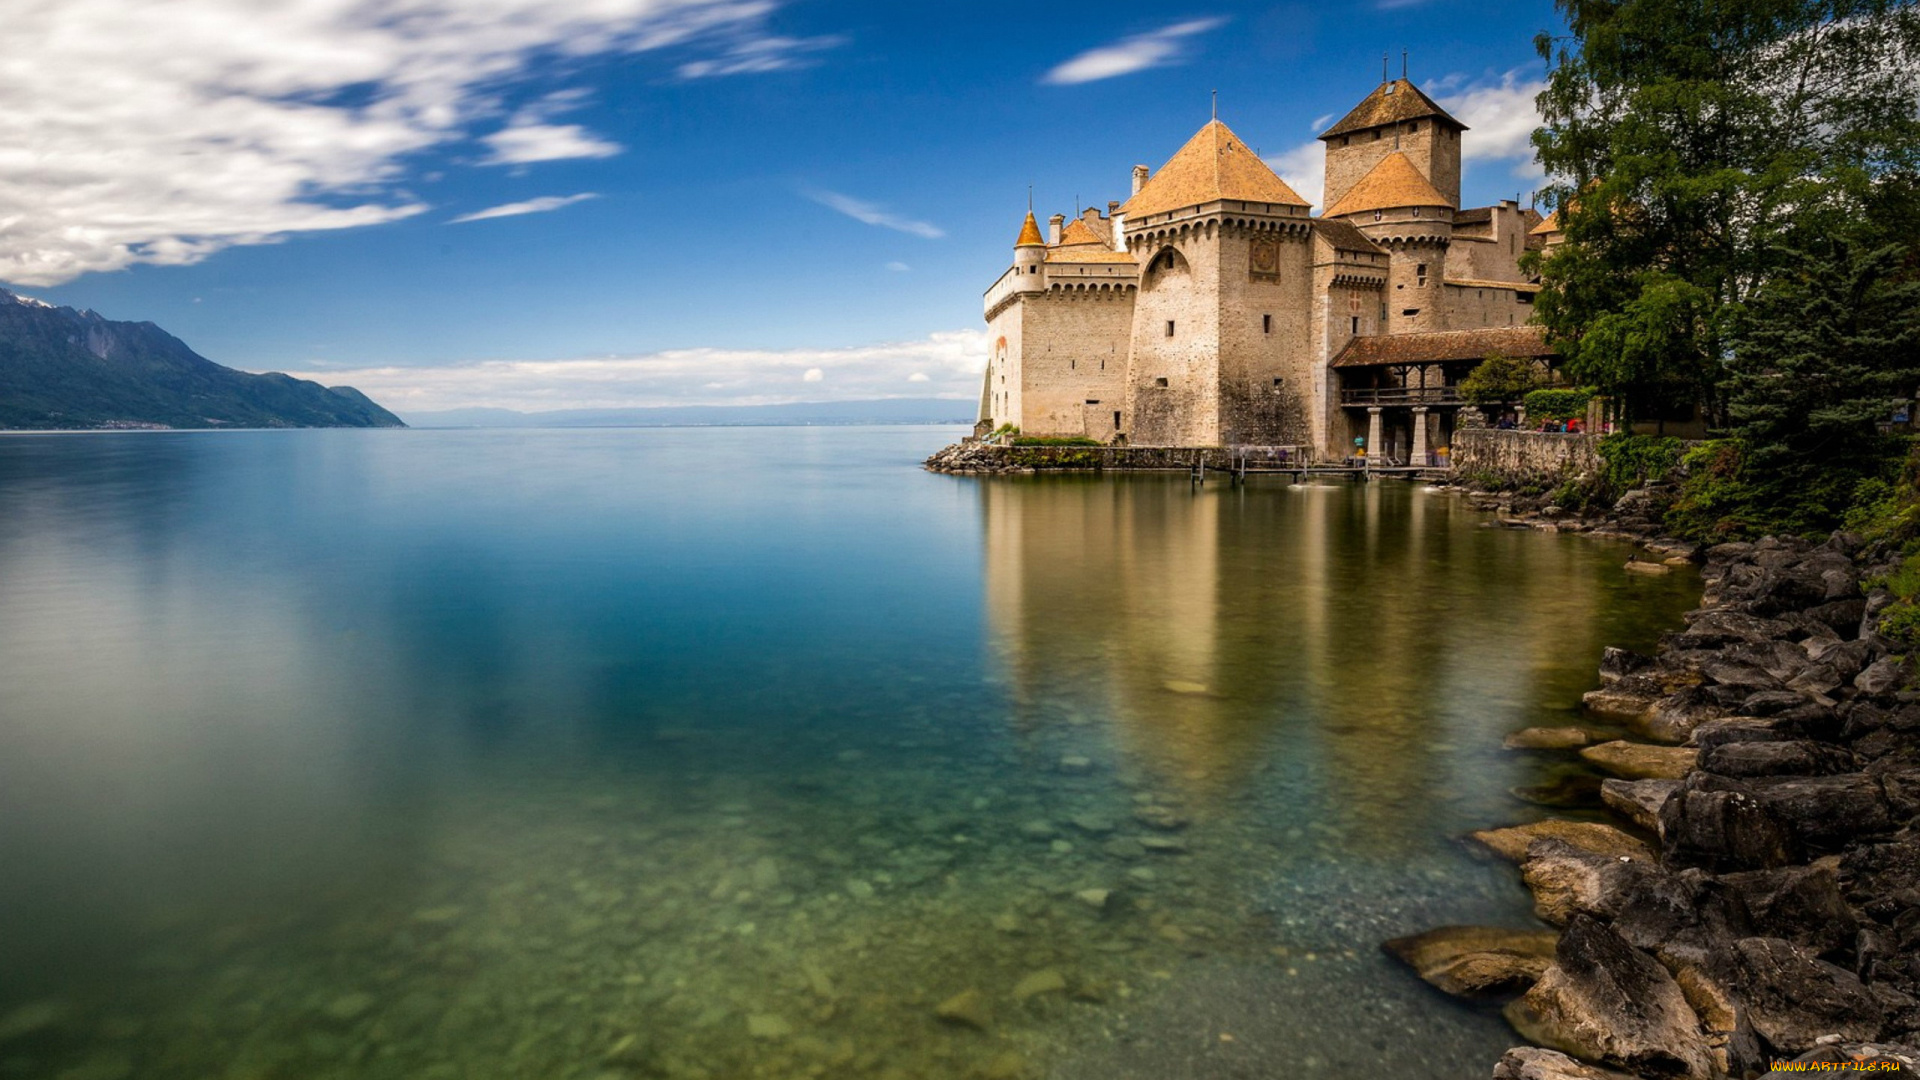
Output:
[978, 76, 1559, 464]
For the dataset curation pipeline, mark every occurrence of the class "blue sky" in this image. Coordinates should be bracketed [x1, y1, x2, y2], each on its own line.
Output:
[0, 0, 1564, 413]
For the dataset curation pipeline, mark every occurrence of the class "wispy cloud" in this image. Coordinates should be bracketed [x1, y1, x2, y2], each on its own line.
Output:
[481, 124, 622, 165]
[678, 34, 845, 78]
[1042, 18, 1228, 85]
[451, 193, 600, 224]
[286, 330, 992, 412]
[0, 0, 828, 287]
[805, 190, 944, 239]
[1440, 70, 1548, 185]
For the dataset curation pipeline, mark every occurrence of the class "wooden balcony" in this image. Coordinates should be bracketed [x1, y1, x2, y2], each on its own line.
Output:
[1338, 386, 1466, 406]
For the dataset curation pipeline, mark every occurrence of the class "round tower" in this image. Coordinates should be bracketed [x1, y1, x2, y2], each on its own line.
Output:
[1013, 211, 1047, 293]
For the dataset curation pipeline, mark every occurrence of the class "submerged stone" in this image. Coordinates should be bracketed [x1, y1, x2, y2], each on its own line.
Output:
[933, 989, 991, 1030]
[1011, 969, 1067, 1000]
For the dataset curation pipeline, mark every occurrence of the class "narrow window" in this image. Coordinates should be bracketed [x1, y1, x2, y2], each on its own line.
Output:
[1416, 264, 1428, 286]
[1350, 315, 1359, 334]
[1410, 121, 1420, 133]
[1113, 410, 1122, 428]
[1070, 359, 1076, 370]
[1262, 314, 1272, 334]
[1373, 210, 1383, 222]
[1155, 377, 1169, 388]
[1402, 308, 1420, 316]
[1165, 320, 1175, 337]
[1086, 399, 1100, 405]
[1412, 207, 1421, 218]
[1272, 377, 1284, 387]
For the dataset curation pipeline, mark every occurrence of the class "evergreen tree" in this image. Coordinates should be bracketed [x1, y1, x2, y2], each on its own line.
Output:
[1529, 0, 1920, 422]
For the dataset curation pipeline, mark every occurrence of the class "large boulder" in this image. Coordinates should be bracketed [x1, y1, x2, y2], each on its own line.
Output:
[1708, 936, 1885, 1054]
[1643, 688, 1732, 743]
[1602, 778, 1679, 834]
[1659, 774, 1801, 872]
[1382, 925, 1561, 998]
[1699, 739, 1857, 779]
[1744, 773, 1893, 852]
[1690, 717, 1797, 750]
[1491, 1047, 1641, 1080]
[1520, 840, 1699, 950]
[1504, 916, 1715, 1079]
[1701, 865, 1859, 957]
[1473, 821, 1653, 864]
[1581, 741, 1698, 780]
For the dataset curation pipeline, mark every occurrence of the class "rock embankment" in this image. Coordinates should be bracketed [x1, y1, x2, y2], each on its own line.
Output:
[1392, 533, 1920, 1079]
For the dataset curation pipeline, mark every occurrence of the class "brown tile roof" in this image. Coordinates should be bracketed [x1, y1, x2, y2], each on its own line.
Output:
[1529, 210, 1562, 236]
[1055, 218, 1104, 247]
[1453, 207, 1493, 225]
[1045, 247, 1137, 264]
[1312, 218, 1384, 255]
[1015, 211, 1044, 247]
[1118, 119, 1308, 219]
[1331, 325, 1554, 368]
[1320, 79, 1466, 140]
[1323, 150, 1451, 217]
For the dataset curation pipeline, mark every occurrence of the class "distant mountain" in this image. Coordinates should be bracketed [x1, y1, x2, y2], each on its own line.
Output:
[0, 289, 404, 430]
[406, 399, 976, 428]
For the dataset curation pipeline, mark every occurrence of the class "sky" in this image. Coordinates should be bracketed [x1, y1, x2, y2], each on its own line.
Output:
[0, 0, 1566, 414]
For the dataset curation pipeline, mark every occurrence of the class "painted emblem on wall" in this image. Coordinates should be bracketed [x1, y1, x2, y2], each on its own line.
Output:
[1249, 238, 1280, 283]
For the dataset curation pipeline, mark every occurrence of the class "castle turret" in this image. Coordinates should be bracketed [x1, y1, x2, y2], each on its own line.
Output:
[1324, 151, 1453, 334]
[1318, 78, 1465, 211]
[1012, 210, 1047, 292]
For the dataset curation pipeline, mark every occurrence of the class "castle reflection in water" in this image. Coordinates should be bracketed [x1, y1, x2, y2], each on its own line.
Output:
[977, 475, 1688, 850]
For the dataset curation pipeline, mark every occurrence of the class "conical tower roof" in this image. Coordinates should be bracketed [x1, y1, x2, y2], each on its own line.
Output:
[1323, 150, 1451, 217]
[1014, 211, 1045, 247]
[1118, 119, 1308, 219]
[1319, 78, 1466, 140]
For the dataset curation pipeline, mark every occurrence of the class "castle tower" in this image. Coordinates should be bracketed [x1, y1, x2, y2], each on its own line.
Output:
[1116, 118, 1315, 447]
[1324, 150, 1453, 334]
[1318, 78, 1465, 212]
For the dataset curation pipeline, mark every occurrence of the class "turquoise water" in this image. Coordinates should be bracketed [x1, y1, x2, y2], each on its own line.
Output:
[0, 427, 1699, 1080]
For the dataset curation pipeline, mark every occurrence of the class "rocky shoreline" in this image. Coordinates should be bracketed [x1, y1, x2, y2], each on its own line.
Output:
[1391, 493, 1920, 1078]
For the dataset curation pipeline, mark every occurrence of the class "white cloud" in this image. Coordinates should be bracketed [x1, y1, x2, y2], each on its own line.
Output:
[1441, 71, 1548, 183]
[1266, 142, 1325, 210]
[802, 367, 824, 382]
[286, 329, 991, 412]
[1042, 18, 1228, 85]
[678, 34, 844, 78]
[805, 190, 944, 239]
[0, 0, 815, 287]
[885, 261, 911, 272]
[450, 193, 600, 223]
[481, 124, 623, 165]
[907, 372, 930, 382]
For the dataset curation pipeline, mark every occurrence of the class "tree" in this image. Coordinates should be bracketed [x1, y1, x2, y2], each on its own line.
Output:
[1528, 0, 1920, 423]
[1458, 352, 1546, 405]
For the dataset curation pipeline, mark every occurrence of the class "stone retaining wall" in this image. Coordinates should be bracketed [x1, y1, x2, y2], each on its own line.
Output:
[925, 442, 1312, 474]
[1450, 429, 1603, 486]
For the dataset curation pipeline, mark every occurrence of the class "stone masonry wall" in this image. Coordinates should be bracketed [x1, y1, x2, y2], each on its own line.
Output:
[1450, 428, 1602, 485]
[1017, 288, 1134, 439]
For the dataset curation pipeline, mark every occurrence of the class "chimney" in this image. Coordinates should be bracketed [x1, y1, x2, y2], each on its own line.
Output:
[1107, 200, 1120, 217]
[1132, 165, 1149, 195]
[1047, 214, 1065, 245]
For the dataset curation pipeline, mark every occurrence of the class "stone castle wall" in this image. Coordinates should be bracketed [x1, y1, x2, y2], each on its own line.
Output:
[1449, 428, 1602, 484]
[1015, 288, 1135, 439]
[1126, 231, 1224, 446]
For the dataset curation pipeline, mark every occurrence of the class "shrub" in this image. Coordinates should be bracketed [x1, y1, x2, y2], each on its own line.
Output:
[1597, 433, 1683, 494]
[1459, 353, 1546, 405]
[1523, 387, 1593, 423]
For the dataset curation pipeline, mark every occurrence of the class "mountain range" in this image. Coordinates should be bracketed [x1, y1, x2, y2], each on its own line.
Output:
[0, 289, 403, 430]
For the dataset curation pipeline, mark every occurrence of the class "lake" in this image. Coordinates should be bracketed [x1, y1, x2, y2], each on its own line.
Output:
[0, 426, 1699, 1080]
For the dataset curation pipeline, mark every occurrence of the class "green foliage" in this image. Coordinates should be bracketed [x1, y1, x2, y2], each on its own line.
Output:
[1550, 478, 1594, 512]
[1597, 433, 1683, 493]
[1459, 352, 1546, 405]
[1005, 447, 1103, 468]
[1523, 387, 1593, 422]
[1530, 0, 1920, 421]
[1009, 435, 1103, 446]
[1664, 437, 1912, 542]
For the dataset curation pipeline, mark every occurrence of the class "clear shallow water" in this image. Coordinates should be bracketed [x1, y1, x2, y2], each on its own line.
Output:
[0, 427, 1700, 1080]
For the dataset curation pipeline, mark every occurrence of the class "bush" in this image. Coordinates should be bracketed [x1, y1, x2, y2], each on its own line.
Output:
[1664, 437, 1912, 543]
[1597, 433, 1683, 494]
[1523, 387, 1593, 422]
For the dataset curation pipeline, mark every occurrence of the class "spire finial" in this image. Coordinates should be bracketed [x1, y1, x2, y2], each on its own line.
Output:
[1211, 89, 1217, 120]
[1402, 49, 1408, 79]
[1382, 52, 1389, 82]
[1027, 185, 1033, 212]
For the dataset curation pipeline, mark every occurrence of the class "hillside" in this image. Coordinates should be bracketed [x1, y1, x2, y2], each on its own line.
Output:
[405, 399, 975, 428]
[0, 290, 404, 430]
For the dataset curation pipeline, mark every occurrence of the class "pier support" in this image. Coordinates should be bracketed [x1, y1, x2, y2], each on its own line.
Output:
[1412, 407, 1430, 468]
[1366, 407, 1383, 474]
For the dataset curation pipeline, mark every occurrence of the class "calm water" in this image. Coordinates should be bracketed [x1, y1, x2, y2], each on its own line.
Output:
[0, 427, 1699, 1080]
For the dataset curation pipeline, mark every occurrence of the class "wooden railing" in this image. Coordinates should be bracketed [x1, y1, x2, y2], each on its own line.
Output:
[1338, 386, 1466, 406]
